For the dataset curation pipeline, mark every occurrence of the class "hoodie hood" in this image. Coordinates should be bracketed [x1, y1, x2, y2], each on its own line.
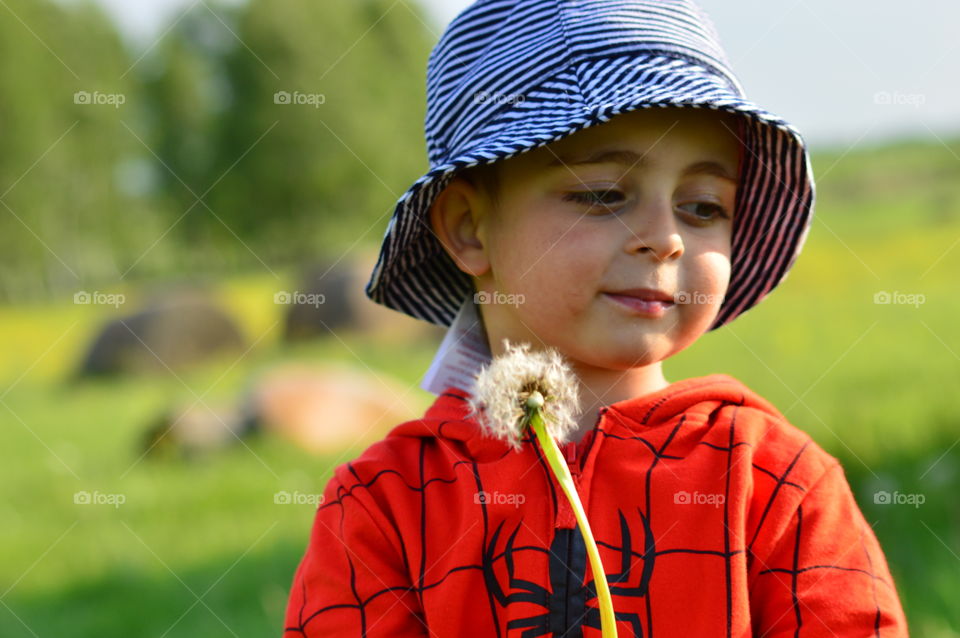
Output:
[389, 373, 787, 459]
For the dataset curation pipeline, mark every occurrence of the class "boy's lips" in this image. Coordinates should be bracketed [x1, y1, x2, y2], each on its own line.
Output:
[602, 288, 675, 318]
[606, 288, 675, 303]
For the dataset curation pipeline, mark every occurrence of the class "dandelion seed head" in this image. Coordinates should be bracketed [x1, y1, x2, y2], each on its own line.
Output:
[465, 338, 581, 451]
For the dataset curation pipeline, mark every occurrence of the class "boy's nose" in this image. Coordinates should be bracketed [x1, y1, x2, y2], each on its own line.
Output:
[622, 204, 684, 263]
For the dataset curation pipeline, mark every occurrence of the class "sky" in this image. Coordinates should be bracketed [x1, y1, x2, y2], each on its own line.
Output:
[92, 0, 959, 149]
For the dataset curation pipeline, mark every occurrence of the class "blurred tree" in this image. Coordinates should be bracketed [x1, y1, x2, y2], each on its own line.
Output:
[0, 0, 149, 300]
[138, 2, 237, 274]
[210, 0, 433, 265]
[0, 0, 435, 298]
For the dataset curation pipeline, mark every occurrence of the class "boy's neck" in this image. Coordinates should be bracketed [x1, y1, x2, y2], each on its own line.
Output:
[566, 360, 669, 442]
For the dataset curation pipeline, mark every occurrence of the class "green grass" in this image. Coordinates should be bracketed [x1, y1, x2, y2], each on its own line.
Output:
[1, 138, 959, 635]
[0, 291, 439, 636]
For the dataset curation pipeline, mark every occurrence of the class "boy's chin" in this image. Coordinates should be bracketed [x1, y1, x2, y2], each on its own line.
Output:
[563, 338, 674, 371]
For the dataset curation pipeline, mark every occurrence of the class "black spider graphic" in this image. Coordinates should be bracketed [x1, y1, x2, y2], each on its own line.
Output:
[483, 508, 654, 638]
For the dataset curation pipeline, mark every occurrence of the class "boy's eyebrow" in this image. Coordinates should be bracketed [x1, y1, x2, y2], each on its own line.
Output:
[683, 160, 738, 184]
[547, 149, 646, 169]
[546, 149, 737, 184]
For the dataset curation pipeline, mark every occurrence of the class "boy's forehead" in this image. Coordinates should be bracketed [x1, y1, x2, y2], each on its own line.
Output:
[526, 108, 741, 170]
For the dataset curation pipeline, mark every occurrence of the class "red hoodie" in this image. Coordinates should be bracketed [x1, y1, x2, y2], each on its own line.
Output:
[283, 373, 909, 637]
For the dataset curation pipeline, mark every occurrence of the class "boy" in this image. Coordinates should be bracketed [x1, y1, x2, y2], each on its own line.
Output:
[284, 1, 910, 635]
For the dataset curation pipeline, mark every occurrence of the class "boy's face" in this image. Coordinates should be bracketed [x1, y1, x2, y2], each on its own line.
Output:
[433, 107, 741, 372]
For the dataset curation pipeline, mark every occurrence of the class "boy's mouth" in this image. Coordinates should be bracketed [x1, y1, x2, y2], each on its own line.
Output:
[603, 288, 675, 318]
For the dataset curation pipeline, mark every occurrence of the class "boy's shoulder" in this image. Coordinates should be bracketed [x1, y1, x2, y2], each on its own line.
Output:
[337, 374, 842, 488]
[669, 372, 844, 494]
[321, 374, 853, 559]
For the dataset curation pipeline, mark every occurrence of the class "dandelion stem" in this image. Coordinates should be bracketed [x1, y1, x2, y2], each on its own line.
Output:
[527, 402, 618, 638]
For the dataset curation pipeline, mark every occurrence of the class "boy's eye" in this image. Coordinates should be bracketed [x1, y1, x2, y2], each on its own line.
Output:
[563, 189, 626, 210]
[676, 201, 730, 223]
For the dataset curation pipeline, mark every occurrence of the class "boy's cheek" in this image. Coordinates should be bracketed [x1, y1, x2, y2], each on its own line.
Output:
[702, 250, 733, 285]
[495, 220, 587, 280]
[682, 253, 731, 307]
[528, 238, 603, 294]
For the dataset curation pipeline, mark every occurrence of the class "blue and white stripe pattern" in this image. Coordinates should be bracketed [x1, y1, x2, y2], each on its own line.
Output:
[364, 0, 815, 331]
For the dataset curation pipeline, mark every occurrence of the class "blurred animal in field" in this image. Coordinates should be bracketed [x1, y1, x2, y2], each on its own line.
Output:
[141, 362, 424, 459]
[78, 291, 245, 377]
[142, 402, 254, 460]
[282, 251, 446, 344]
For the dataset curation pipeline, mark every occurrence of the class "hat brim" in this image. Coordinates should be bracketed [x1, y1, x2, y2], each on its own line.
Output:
[365, 53, 815, 331]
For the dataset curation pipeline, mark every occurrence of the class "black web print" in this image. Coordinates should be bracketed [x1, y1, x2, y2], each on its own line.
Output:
[286, 393, 899, 637]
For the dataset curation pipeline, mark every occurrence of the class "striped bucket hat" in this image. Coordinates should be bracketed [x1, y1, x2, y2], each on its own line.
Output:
[364, 0, 815, 332]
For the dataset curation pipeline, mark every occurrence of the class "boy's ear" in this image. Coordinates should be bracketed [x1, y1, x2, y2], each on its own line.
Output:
[428, 176, 492, 278]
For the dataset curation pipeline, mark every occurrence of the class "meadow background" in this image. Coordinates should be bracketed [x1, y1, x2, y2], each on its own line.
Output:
[1, 0, 958, 635]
